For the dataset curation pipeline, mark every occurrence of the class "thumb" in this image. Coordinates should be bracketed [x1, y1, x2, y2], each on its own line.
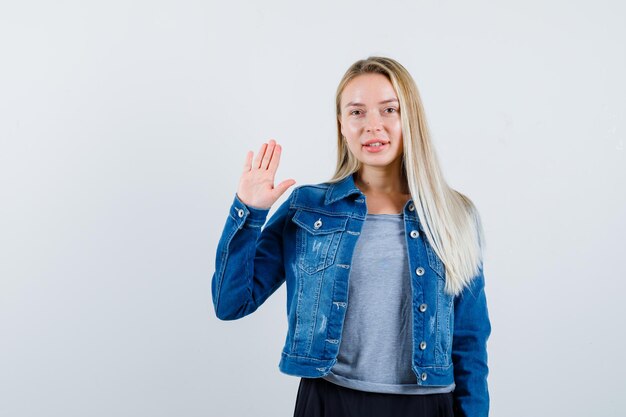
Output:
[274, 179, 296, 197]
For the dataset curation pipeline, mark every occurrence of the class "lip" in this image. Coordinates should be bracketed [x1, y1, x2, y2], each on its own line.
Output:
[362, 140, 389, 153]
[362, 139, 389, 146]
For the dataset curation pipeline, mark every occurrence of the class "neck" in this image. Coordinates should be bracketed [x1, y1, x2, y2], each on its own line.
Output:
[355, 163, 409, 196]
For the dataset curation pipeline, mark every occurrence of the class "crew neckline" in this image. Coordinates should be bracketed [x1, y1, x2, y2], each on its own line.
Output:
[366, 212, 403, 217]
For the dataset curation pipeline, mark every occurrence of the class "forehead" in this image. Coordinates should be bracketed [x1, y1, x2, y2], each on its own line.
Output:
[341, 73, 397, 105]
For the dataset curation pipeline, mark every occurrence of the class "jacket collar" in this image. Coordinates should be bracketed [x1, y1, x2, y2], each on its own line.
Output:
[324, 173, 417, 220]
[325, 173, 363, 205]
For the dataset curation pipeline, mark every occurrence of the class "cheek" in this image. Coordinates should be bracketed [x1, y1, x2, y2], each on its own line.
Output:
[342, 119, 361, 135]
[347, 138, 362, 152]
[341, 124, 363, 147]
[391, 118, 402, 135]
[390, 120, 403, 148]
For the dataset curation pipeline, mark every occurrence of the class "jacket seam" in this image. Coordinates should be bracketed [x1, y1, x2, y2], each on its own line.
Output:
[281, 352, 332, 362]
[214, 220, 240, 315]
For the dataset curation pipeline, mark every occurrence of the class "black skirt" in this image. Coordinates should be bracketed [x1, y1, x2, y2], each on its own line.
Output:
[293, 377, 455, 417]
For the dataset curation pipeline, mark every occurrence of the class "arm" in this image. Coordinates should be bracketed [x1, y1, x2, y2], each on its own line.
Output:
[211, 139, 295, 320]
[452, 264, 492, 417]
[211, 192, 292, 320]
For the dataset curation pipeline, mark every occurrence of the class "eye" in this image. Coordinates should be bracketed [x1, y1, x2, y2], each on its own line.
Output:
[384, 107, 398, 114]
[349, 109, 363, 116]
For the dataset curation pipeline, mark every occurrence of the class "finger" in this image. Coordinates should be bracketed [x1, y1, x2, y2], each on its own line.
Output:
[242, 151, 253, 172]
[274, 179, 296, 197]
[253, 142, 268, 169]
[261, 139, 276, 170]
[267, 143, 282, 173]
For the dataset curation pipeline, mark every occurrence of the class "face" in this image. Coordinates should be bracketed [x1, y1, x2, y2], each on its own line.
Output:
[339, 73, 403, 170]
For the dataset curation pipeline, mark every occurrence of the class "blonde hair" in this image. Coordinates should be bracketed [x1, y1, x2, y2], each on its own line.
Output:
[329, 56, 485, 296]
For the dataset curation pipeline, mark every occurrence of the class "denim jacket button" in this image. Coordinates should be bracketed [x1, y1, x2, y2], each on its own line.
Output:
[421, 372, 427, 381]
[415, 267, 425, 276]
[408, 203, 415, 211]
[237, 209, 244, 218]
[410, 230, 419, 238]
[419, 341, 427, 350]
[419, 303, 427, 313]
[313, 218, 322, 229]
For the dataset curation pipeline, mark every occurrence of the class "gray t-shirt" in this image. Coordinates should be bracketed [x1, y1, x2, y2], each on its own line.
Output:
[322, 213, 455, 395]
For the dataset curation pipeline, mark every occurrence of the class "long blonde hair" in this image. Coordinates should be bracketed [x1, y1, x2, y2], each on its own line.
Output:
[329, 56, 485, 296]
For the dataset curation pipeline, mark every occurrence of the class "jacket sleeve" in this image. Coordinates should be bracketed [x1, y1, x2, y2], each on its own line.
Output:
[452, 264, 492, 417]
[211, 191, 293, 320]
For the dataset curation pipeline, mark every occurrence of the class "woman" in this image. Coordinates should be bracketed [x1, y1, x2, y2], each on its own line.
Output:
[212, 56, 491, 417]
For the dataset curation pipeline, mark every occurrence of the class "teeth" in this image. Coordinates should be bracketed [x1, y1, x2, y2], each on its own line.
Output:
[366, 142, 384, 147]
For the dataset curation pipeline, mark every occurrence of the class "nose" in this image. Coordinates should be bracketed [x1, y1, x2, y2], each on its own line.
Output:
[365, 111, 383, 132]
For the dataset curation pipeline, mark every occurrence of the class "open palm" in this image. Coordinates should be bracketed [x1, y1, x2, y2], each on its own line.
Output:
[236, 139, 296, 210]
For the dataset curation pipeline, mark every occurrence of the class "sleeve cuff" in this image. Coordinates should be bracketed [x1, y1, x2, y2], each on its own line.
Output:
[231, 193, 270, 228]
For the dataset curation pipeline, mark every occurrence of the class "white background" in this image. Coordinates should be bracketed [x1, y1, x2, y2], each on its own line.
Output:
[1, 1, 625, 416]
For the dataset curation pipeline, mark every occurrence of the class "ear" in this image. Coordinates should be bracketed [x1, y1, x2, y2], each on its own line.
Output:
[338, 116, 345, 138]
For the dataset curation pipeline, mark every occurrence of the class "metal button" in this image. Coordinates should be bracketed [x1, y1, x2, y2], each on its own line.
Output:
[408, 203, 415, 211]
[314, 218, 322, 229]
[237, 209, 244, 218]
[421, 372, 427, 381]
[419, 341, 427, 350]
[415, 267, 425, 276]
[410, 230, 419, 238]
[419, 303, 427, 313]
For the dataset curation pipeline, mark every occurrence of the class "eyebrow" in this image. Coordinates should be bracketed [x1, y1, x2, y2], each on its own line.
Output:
[344, 98, 399, 108]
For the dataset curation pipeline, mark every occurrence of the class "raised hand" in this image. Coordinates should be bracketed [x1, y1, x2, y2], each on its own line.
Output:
[236, 139, 296, 210]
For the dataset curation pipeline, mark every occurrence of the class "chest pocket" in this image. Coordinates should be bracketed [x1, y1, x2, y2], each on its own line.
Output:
[291, 209, 348, 274]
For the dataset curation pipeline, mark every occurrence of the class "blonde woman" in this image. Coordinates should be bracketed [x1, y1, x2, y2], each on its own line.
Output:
[212, 56, 491, 417]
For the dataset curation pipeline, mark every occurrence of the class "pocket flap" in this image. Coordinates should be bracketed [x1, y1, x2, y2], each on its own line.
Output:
[292, 209, 348, 235]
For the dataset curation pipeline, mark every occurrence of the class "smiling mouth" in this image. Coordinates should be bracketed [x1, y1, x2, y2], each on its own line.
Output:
[363, 141, 389, 147]
[362, 142, 389, 153]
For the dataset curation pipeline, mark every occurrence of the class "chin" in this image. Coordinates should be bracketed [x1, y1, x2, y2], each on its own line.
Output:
[360, 159, 395, 168]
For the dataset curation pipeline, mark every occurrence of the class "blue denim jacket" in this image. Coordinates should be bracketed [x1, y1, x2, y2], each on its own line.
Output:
[212, 173, 491, 417]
